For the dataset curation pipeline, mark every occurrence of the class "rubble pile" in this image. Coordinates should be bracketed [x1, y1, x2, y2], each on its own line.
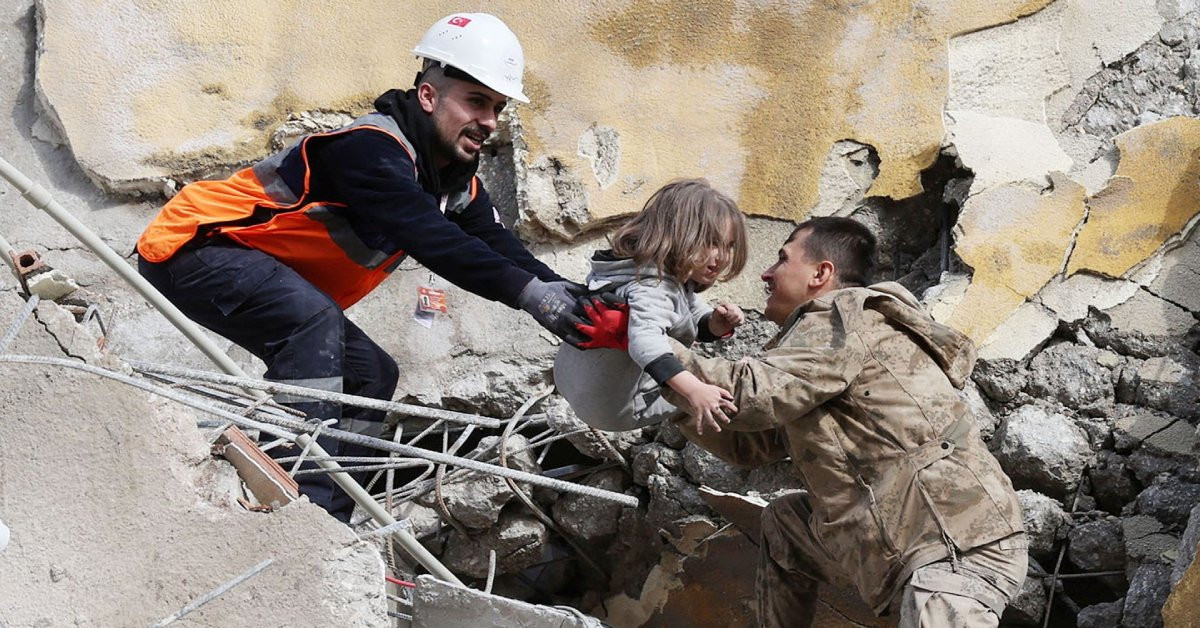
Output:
[971, 276, 1200, 625]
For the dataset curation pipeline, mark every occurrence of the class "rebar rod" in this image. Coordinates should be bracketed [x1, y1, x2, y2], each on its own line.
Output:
[1, 353, 639, 507]
[293, 461, 431, 477]
[149, 558, 273, 627]
[130, 360, 502, 428]
[0, 294, 39, 353]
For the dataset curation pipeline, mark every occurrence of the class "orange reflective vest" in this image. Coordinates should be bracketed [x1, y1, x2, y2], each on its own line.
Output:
[136, 113, 478, 309]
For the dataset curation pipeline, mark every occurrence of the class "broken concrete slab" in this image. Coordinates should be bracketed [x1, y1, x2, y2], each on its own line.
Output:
[1087, 287, 1197, 358]
[441, 510, 548, 579]
[945, 113, 1074, 192]
[0, 306, 387, 625]
[410, 574, 602, 627]
[1123, 515, 1179, 568]
[949, 174, 1086, 342]
[1067, 117, 1200, 280]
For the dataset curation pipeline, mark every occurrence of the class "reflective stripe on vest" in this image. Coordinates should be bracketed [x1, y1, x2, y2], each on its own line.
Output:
[136, 112, 478, 308]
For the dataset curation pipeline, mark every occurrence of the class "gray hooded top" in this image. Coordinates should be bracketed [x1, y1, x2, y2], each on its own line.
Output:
[553, 252, 716, 430]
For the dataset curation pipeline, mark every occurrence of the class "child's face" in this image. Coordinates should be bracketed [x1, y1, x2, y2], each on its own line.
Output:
[688, 221, 737, 286]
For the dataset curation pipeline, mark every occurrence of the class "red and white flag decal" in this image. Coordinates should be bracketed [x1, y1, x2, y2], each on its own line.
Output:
[448, 16, 471, 27]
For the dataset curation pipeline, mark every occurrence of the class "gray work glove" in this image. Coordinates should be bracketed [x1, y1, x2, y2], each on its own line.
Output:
[517, 278, 589, 347]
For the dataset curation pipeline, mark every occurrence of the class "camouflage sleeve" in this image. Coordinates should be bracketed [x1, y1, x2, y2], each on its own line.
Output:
[666, 328, 864, 431]
[674, 419, 789, 468]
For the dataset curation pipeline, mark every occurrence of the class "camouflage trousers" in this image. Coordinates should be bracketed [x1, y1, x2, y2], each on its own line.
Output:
[758, 491, 1028, 628]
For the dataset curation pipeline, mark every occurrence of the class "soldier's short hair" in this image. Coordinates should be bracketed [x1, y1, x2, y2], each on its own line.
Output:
[787, 217, 877, 288]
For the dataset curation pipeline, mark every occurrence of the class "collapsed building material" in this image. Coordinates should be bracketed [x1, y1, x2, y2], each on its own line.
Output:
[408, 575, 603, 628]
[213, 427, 299, 510]
[149, 558, 274, 627]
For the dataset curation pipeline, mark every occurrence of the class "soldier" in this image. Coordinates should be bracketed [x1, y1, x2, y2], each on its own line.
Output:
[669, 217, 1027, 626]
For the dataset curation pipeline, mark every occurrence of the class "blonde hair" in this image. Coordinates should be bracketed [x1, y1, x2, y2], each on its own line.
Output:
[609, 178, 747, 284]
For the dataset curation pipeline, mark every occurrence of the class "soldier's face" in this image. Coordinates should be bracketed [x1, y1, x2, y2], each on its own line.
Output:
[761, 232, 825, 325]
[421, 79, 507, 167]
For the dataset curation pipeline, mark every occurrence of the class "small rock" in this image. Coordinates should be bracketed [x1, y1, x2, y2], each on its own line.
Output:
[1090, 452, 1141, 514]
[1171, 503, 1200, 587]
[1077, 599, 1123, 628]
[1018, 490, 1069, 559]
[551, 468, 629, 543]
[972, 357, 1027, 403]
[546, 397, 649, 461]
[1127, 420, 1200, 484]
[414, 434, 540, 530]
[960, 381, 999, 442]
[655, 419, 689, 449]
[1000, 564, 1045, 626]
[1134, 356, 1199, 421]
[993, 405, 1093, 498]
[440, 510, 548, 579]
[1113, 407, 1174, 452]
[49, 565, 66, 582]
[1069, 519, 1126, 572]
[631, 443, 682, 486]
[1025, 342, 1115, 409]
[1135, 477, 1200, 530]
[1120, 563, 1171, 628]
[1123, 515, 1179, 567]
[681, 443, 748, 492]
[645, 472, 711, 530]
[1160, 22, 1187, 46]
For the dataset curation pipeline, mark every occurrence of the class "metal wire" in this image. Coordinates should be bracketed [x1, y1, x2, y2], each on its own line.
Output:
[0, 353, 638, 507]
[0, 294, 39, 353]
[130, 360, 502, 428]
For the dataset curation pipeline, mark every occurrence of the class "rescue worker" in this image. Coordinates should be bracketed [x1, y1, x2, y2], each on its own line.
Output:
[136, 13, 615, 522]
[667, 217, 1027, 626]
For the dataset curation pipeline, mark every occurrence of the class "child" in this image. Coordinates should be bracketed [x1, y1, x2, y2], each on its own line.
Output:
[554, 178, 748, 434]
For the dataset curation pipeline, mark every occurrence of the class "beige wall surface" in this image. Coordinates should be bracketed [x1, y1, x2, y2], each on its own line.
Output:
[40, 0, 1048, 220]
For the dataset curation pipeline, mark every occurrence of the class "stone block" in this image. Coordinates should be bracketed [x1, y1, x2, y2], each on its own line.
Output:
[1123, 515, 1179, 567]
[1025, 342, 1115, 410]
[551, 468, 629, 543]
[1069, 518, 1126, 572]
[972, 357, 1028, 403]
[1121, 563, 1171, 628]
[441, 510, 548, 579]
[681, 442, 749, 493]
[993, 405, 1093, 498]
[1134, 477, 1200, 530]
[1077, 599, 1124, 628]
[1090, 452, 1141, 514]
[1018, 489, 1069, 560]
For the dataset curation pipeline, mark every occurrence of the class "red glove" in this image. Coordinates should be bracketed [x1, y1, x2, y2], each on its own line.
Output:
[575, 293, 629, 350]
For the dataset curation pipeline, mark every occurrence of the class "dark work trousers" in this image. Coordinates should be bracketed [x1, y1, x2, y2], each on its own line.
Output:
[138, 240, 399, 522]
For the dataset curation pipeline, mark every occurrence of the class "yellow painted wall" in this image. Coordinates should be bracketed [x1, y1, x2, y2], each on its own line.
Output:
[39, 0, 1050, 222]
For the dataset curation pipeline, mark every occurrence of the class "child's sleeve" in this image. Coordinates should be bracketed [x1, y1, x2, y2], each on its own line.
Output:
[687, 291, 722, 342]
[624, 281, 687, 387]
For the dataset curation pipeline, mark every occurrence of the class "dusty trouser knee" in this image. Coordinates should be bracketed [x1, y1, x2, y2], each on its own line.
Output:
[898, 534, 1029, 628]
[758, 491, 837, 628]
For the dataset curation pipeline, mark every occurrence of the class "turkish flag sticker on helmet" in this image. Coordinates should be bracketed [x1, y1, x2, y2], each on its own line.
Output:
[448, 16, 471, 27]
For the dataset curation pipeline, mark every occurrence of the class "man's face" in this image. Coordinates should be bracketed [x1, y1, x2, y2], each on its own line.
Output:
[761, 231, 825, 325]
[421, 78, 507, 167]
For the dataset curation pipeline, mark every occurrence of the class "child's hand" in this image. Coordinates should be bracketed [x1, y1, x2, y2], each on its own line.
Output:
[708, 302, 745, 338]
[668, 372, 737, 435]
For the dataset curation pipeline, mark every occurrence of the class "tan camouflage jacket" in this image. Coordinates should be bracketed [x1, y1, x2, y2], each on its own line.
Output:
[670, 282, 1023, 614]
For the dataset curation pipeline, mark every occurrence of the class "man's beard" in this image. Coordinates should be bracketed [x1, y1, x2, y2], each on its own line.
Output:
[434, 124, 488, 165]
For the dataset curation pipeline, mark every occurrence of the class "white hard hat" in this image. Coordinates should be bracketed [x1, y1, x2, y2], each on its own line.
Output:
[412, 13, 529, 104]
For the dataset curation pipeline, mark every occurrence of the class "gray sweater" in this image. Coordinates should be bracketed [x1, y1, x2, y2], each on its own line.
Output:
[553, 253, 715, 430]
